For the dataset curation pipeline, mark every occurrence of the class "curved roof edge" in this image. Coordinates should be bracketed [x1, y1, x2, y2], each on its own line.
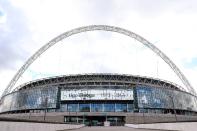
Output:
[14, 73, 185, 92]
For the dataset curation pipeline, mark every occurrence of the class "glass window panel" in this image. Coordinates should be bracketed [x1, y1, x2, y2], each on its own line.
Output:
[115, 104, 127, 112]
[127, 104, 134, 112]
[60, 104, 67, 112]
[104, 104, 115, 112]
[65, 116, 78, 122]
[136, 86, 197, 112]
[68, 104, 78, 112]
[91, 104, 103, 112]
[79, 104, 90, 112]
[137, 86, 173, 109]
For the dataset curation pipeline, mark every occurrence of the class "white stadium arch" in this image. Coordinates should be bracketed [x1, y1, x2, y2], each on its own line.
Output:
[2, 25, 196, 97]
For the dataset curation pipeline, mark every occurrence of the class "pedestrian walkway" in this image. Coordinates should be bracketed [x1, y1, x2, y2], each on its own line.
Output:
[64, 126, 166, 131]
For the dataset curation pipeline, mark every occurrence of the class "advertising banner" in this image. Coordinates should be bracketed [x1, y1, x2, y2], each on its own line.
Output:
[61, 88, 133, 100]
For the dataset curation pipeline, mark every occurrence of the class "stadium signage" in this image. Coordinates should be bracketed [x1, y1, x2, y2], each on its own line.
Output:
[61, 88, 133, 100]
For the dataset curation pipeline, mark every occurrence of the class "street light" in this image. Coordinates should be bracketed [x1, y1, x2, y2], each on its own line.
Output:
[44, 97, 48, 121]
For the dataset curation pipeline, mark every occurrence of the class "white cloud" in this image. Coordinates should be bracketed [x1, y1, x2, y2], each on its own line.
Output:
[1, 0, 197, 95]
[0, 13, 6, 24]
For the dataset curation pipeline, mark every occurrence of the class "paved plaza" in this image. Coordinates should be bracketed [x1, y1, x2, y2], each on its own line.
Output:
[63, 126, 167, 131]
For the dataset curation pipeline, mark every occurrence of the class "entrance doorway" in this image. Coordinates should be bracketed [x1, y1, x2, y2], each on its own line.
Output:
[84, 116, 105, 126]
[65, 116, 125, 126]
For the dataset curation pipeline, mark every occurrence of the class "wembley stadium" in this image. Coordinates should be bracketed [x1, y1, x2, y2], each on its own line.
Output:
[0, 25, 197, 126]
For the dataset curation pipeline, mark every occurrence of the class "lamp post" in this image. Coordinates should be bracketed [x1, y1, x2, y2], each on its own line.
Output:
[29, 110, 31, 119]
[44, 97, 48, 121]
[142, 106, 145, 124]
[140, 99, 146, 124]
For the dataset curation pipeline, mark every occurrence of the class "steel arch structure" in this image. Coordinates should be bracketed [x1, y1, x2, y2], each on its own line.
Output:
[2, 25, 196, 97]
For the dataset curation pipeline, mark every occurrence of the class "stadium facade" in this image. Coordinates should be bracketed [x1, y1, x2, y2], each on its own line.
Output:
[0, 25, 197, 126]
[1, 74, 197, 126]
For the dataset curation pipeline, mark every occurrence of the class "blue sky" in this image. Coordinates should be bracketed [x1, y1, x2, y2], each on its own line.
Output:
[0, 0, 197, 95]
[185, 57, 197, 68]
[0, 10, 3, 16]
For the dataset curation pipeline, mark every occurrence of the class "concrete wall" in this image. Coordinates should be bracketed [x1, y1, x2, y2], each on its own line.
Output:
[0, 112, 65, 123]
[0, 121, 84, 131]
[125, 122, 197, 131]
[125, 113, 197, 124]
[1, 112, 197, 124]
